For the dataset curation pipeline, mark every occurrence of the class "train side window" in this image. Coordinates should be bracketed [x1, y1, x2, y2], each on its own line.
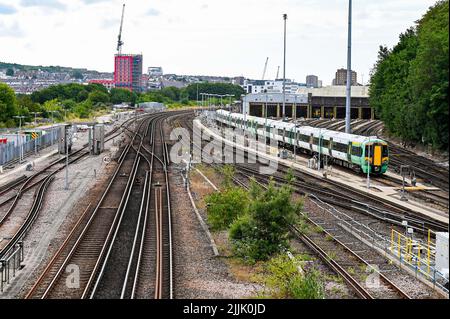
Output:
[313, 137, 320, 145]
[334, 142, 347, 153]
[323, 139, 330, 149]
[351, 145, 362, 156]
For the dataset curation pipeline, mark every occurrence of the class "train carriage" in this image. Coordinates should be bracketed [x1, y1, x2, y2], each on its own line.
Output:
[215, 110, 389, 175]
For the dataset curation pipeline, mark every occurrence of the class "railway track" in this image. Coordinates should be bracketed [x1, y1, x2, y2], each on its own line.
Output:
[305, 119, 449, 193]
[0, 116, 138, 227]
[234, 167, 412, 299]
[174, 113, 445, 298]
[25, 115, 150, 299]
[25, 110, 189, 299]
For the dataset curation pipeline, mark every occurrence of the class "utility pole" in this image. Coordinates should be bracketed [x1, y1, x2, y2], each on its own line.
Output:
[64, 127, 69, 190]
[13, 115, 26, 163]
[345, 0, 352, 134]
[366, 138, 371, 189]
[196, 83, 199, 104]
[282, 13, 287, 121]
[30, 112, 41, 154]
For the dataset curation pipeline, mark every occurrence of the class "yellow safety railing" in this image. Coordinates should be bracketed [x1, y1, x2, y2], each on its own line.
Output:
[390, 228, 436, 274]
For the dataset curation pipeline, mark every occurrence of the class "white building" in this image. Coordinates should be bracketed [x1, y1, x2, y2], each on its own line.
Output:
[148, 67, 163, 77]
[296, 85, 369, 98]
[242, 92, 308, 116]
[242, 79, 306, 95]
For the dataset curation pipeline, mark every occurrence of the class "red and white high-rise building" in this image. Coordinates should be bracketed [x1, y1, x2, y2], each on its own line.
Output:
[114, 54, 143, 92]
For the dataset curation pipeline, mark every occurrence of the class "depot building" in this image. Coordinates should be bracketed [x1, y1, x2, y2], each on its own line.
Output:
[242, 85, 374, 120]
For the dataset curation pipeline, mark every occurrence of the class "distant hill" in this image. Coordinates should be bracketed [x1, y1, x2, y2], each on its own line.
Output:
[0, 61, 99, 74]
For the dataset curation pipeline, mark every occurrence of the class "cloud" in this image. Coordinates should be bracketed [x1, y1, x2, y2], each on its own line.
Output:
[0, 21, 25, 37]
[80, 0, 110, 4]
[100, 18, 120, 29]
[0, 3, 16, 14]
[20, 0, 66, 11]
[146, 8, 160, 16]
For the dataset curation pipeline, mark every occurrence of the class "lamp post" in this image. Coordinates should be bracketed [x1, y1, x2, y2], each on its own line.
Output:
[13, 115, 26, 163]
[64, 127, 69, 190]
[30, 112, 41, 154]
[196, 83, 199, 104]
[317, 128, 321, 171]
[48, 110, 58, 144]
[264, 90, 268, 120]
[366, 138, 371, 189]
[282, 13, 287, 122]
[345, 0, 352, 134]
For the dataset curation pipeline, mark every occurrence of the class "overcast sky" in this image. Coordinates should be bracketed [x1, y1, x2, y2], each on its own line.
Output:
[0, 0, 437, 85]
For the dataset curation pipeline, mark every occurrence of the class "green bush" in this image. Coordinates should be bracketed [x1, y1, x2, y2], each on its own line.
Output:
[206, 187, 249, 231]
[264, 254, 324, 299]
[229, 180, 302, 263]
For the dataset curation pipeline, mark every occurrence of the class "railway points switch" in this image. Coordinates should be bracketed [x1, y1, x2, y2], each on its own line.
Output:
[58, 125, 73, 155]
[89, 124, 105, 155]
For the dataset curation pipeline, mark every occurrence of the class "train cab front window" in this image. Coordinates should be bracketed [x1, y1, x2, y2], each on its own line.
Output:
[382, 145, 389, 157]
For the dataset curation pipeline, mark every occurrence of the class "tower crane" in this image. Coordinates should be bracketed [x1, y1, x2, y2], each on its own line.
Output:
[261, 57, 269, 80]
[117, 4, 125, 55]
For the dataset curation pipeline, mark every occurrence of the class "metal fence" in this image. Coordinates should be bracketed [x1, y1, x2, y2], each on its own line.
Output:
[308, 194, 449, 295]
[0, 128, 61, 166]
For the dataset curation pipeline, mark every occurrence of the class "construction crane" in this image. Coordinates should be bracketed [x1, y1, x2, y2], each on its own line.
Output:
[116, 3, 125, 55]
[275, 66, 280, 80]
[261, 57, 269, 80]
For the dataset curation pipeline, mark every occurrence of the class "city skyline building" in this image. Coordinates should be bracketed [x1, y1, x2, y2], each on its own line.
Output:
[333, 68, 357, 86]
[114, 54, 143, 92]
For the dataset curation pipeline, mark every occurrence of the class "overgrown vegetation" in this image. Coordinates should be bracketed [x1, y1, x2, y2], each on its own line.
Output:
[261, 254, 324, 299]
[229, 178, 302, 263]
[369, 0, 449, 150]
[205, 168, 303, 264]
[202, 166, 325, 298]
[206, 187, 249, 231]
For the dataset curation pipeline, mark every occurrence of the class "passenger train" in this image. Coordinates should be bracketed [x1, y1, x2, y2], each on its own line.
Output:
[216, 110, 389, 174]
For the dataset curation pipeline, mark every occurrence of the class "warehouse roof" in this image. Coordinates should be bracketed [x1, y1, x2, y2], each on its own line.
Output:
[296, 85, 369, 98]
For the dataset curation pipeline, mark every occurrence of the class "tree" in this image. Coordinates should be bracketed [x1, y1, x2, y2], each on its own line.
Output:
[17, 94, 41, 113]
[0, 83, 18, 123]
[408, 0, 449, 149]
[73, 100, 92, 118]
[185, 82, 245, 100]
[369, 0, 449, 150]
[88, 90, 110, 105]
[110, 88, 136, 105]
[206, 187, 249, 231]
[42, 99, 63, 120]
[6, 68, 14, 76]
[229, 178, 302, 263]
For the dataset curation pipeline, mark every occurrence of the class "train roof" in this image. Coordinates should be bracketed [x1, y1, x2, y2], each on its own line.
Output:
[216, 110, 385, 144]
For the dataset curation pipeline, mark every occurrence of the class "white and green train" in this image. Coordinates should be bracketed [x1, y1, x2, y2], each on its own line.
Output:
[216, 110, 389, 174]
